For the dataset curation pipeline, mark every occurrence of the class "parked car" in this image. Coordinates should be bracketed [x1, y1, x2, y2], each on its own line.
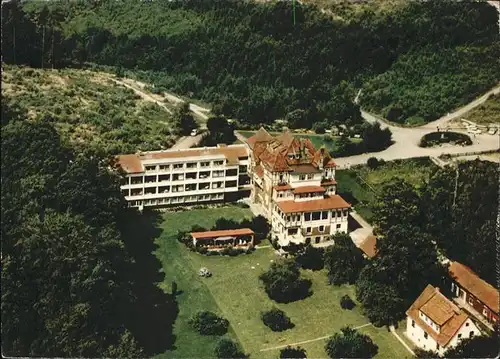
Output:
[190, 129, 198, 136]
[488, 128, 497, 135]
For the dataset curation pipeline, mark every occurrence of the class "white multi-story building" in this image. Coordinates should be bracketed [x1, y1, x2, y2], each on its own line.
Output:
[116, 144, 250, 209]
[406, 284, 481, 356]
[117, 128, 351, 248]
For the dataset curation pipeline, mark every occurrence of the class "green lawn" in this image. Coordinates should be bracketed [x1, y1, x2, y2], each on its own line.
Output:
[154, 206, 253, 359]
[336, 158, 437, 223]
[154, 206, 410, 358]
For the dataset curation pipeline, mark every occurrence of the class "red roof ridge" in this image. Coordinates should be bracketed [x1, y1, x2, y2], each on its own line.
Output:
[276, 195, 351, 214]
[448, 261, 499, 313]
[191, 228, 254, 239]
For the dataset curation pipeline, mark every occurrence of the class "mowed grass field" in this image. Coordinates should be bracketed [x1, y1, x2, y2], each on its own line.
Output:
[336, 158, 437, 223]
[154, 206, 410, 358]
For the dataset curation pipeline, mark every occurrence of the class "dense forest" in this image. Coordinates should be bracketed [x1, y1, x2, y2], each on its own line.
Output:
[1, 103, 177, 357]
[356, 159, 499, 326]
[2, 0, 499, 127]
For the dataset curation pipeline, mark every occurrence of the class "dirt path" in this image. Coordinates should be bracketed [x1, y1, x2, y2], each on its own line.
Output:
[389, 326, 415, 356]
[259, 323, 373, 352]
[108, 77, 173, 114]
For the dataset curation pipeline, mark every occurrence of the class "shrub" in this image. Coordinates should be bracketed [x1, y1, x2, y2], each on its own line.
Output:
[280, 346, 307, 358]
[259, 259, 312, 303]
[340, 295, 356, 310]
[237, 202, 250, 208]
[313, 122, 326, 134]
[325, 327, 378, 359]
[414, 348, 441, 358]
[419, 131, 472, 148]
[295, 245, 324, 271]
[177, 230, 193, 247]
[366, 157, 379, 169]
[214, 338, 246, 359]
[189, 311, 229, 336]
[261, 308, 294, 331]
[198, 247, 208, 255]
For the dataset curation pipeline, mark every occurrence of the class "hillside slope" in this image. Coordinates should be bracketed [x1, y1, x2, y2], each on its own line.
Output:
[2, 0, 499, 128]
[2, 64, 176, 155]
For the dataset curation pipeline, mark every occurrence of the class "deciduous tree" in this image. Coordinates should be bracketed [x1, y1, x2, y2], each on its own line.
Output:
[325, 326, 378, 359]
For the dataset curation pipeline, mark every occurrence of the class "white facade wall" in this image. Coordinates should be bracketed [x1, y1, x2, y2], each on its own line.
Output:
[271, 207, 349, 246]
[121, 152, 249, 208]
[447, 317, 480, 348]
[289, 173, 322, 187]
[406, 316, 480, 356]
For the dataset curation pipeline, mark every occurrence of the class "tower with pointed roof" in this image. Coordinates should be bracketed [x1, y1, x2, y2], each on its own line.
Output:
[244, 128, 351, 247]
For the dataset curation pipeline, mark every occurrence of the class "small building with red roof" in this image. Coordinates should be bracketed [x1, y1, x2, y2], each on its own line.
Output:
[406, 284, 481, 355]
[448, 261, 499, 327]
[191, 228, 255, 250]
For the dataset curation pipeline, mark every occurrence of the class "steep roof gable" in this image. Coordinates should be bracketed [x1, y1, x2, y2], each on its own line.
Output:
[406, 284, 470, 347]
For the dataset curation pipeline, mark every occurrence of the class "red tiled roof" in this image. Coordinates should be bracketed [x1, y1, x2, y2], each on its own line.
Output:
[117, 146, 248, 173]
[246, 127, 273, 149]
[252, 130, 323, 173]
[449, 261, 499, 313]
[255, 165, 264, 178]
[191, 228, 254, 240]
[406, 285, 469, 347]
[325, 159, 337, 168]
[321, 179, 337, 186]
[116, 154, 144, 173]
[293, 186, 326, 194]
[359, 235, 377, 258]
[274, 184, 292, 191]
[276, 195, 351, 214]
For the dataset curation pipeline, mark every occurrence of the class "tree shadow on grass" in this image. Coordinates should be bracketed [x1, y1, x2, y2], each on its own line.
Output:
[338, 190, 359, 206]
[119, 209, 179, 355]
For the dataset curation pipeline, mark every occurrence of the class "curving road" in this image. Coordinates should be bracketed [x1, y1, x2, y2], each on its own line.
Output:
[110, 73, 499, 158]
[334, 85, 500, 168]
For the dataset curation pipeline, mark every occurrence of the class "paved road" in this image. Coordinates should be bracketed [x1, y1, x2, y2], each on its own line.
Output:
[335, 85, 500, 168]
[111, 74, 499, 157]
[170, 134, 205, 150]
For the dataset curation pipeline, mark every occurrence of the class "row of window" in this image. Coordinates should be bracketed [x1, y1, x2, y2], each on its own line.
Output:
[144, 160, 227, 172]
[124, 181, 237, 196]
[304, 235, 333, 245]
[279, 209, 348, 222]
[298, 174, 315, 181]
[129, 193, 224, 207]
[412, 319, 474, 351]
[127, 169, 240, 185]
